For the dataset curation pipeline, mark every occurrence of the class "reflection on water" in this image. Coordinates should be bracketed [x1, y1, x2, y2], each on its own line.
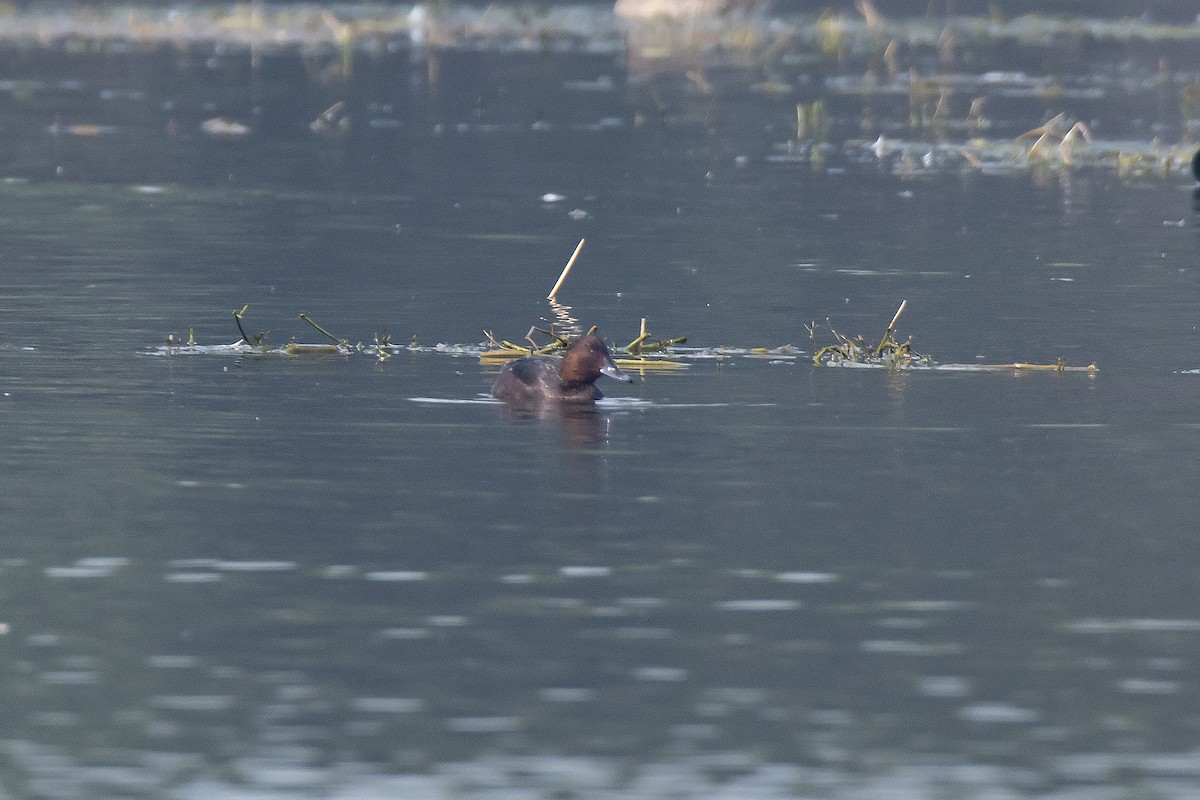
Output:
[547, 297, 584, 340]
[496, 398, 612, 449]
[4, 7, 1200, 799]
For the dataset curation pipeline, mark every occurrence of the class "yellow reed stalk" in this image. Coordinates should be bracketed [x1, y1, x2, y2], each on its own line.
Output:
[615, 359, 687, 371]
[480, 350, 529, 362]
[284, 343, 344, 355]
[547, 238, 585, 300]
[874, 299, 907, 355]
[625, 317, 651, 354]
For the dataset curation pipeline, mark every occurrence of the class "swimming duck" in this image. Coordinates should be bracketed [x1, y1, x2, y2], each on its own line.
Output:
[491, 334, 633, 404]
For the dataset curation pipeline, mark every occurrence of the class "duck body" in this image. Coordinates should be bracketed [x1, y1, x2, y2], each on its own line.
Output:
[491, 334, 633, 404]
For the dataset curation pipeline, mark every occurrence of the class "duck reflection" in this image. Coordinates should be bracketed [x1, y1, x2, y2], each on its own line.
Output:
[496, 400, 609, 449]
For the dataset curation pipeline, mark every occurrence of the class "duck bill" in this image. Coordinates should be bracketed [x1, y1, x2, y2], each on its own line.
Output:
[601, 360, 634, 383]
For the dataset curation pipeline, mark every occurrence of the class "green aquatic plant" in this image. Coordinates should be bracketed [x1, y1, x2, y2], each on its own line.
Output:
[298, 313, 349, 348]
[371, 332, 391, 362]
[480, 317, 688, 373]
[163, 302, 1096, 375]
[813, 300, 925, 368]
[623, 317, 687, 356]
[286, 313, 351, 354]
[478, 240, 688, 367]
[479, 325, 570, 361]
[809, 300, 1098, 373]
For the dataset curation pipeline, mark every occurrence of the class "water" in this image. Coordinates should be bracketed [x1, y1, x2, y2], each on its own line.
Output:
[3, 12, 1200, 799]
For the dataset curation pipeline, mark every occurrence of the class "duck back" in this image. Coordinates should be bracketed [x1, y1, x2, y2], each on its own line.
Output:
[490, 334, 630, 404]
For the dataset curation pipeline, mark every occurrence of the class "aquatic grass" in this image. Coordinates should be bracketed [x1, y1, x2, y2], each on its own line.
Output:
[623, 318, 687, 356]
[812, 300, 925, 368]
[810, 301, 1097, 372]
[161, 288, 1095, 375]
[156, 312, 1098, 374]
[298, 313, 350, 350]
[479, 315, 687, 368]
[855, 127, 1196, 179]
[478, 240, 690, 367]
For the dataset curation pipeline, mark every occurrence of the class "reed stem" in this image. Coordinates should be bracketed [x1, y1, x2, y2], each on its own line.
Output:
[875, 299, 907, 355]
[298, 313, 342, 345]
[547, 238, 585, 300]
[233, 304, 252, 345]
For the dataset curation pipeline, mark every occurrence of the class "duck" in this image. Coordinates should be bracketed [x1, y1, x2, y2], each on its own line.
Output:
[491, 333, 633, 404]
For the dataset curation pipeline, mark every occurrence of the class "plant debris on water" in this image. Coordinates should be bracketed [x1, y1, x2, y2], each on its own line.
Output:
[153, 238, 1095, 375]
[480, 317, 688, 372]
[811, 299, 926, 368]
[154, 297, 1096, 377]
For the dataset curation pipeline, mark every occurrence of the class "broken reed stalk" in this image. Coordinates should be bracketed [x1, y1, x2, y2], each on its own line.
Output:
[813, 302, 918, 366]
[547, 238, 585, 300]
[625, 317, 650, 354]
[298, 313, 343, 345]
[875, 299, 907, 356]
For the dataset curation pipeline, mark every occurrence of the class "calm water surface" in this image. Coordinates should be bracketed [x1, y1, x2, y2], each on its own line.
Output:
[2, 19, 1200, 799]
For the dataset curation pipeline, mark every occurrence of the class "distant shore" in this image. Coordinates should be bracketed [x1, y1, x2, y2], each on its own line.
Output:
[0, 4, 1197, 57]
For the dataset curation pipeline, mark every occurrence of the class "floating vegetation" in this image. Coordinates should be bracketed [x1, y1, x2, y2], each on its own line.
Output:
[297, 313, 350, 351]
[156, 310, 1096, 375]
[158, 295, 1095, 376]
[811, 300, 927, 368]
[622, 318, 688, 357]
[478, 318, 689, 373]
[810, 300, 1097, 373]
[478, 240, 690, 371]
[157, 247, 1094, 377]
[479, 326, 573, 361]
[843, 112, 1197, 178]
[958, 360, 1099, 374]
